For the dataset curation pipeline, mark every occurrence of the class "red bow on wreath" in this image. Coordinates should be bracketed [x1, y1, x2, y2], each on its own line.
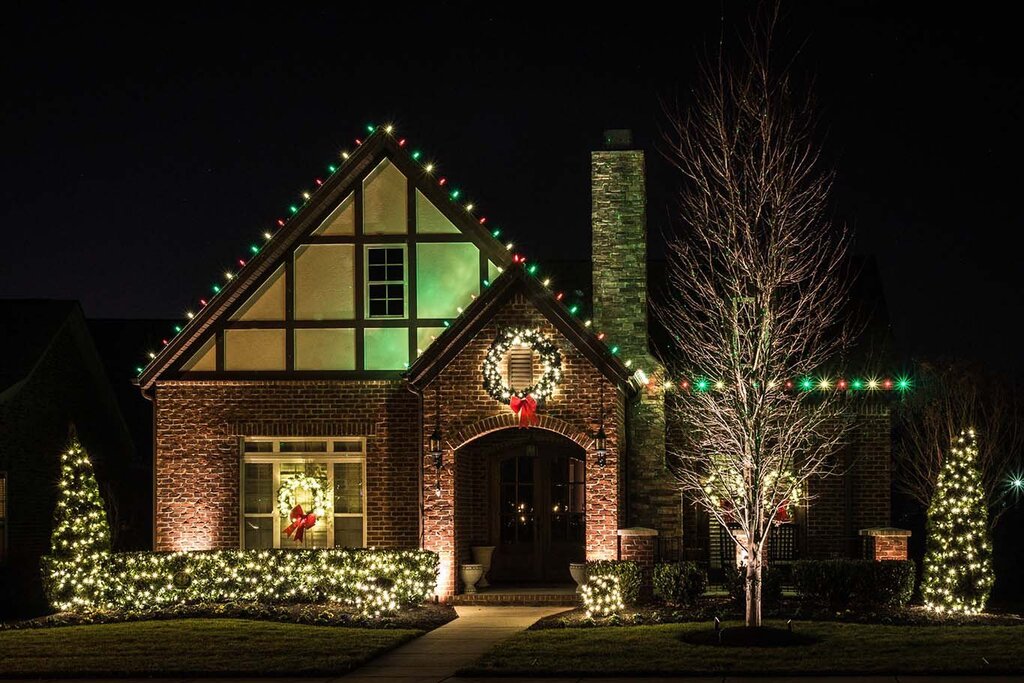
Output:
[283, 505, 317, 542]
[509, 394, 538, 428]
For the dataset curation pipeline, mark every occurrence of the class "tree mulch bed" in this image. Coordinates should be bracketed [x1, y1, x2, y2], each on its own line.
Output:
[1, 601, 456, 631]
[532, 597, 1024, 629]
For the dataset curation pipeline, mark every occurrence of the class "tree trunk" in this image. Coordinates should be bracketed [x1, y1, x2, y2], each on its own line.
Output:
[744, 549, 762, 627]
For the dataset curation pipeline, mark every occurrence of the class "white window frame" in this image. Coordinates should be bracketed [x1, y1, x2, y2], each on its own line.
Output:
[239, 438, 367, 550]
[364, 244, 408, 319]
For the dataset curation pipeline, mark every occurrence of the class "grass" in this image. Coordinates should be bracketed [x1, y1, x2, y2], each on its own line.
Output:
[0, 618, 420, 677]
[465, 620, 1024, 676]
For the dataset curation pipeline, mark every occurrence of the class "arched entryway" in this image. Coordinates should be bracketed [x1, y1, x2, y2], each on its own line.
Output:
[455, 428, 586, 585]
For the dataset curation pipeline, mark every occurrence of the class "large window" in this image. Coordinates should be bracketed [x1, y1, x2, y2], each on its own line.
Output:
[241, 439, 365, 549]
[0, 472, 6, 564]
[365, 246, 406, 318]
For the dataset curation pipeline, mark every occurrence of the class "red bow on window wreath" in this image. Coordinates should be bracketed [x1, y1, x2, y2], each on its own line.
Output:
[509, 394, 539, 428]
[283, 504, 317, 542]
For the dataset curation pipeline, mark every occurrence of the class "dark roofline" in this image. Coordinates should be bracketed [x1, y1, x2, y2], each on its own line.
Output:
[405, 265, 637, 393]
[135, 131, 514, 392]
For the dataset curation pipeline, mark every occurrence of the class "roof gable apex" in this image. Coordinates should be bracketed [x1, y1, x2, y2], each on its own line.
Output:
[136, 130, 514, 391]
[405, 266, 636, 392]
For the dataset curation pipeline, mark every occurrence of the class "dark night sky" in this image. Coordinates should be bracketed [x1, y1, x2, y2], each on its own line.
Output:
[2, 2, 1022, 370]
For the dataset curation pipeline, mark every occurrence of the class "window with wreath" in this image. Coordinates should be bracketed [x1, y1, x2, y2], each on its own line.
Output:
[241, 439, 365, 549]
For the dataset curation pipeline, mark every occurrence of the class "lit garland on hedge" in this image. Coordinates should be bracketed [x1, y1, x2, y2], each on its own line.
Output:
[921, 428, 993, 614]
[580, 575, 625, 619]
[45, 437, 111, 612]
[44, 548, 438, 618]
[482, 327, 562, 402]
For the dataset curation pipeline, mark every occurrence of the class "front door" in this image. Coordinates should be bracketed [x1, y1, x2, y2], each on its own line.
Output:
[489, 450, 585, 583]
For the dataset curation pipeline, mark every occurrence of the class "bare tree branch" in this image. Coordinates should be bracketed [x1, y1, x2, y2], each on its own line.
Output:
[658, 6, 851, 627]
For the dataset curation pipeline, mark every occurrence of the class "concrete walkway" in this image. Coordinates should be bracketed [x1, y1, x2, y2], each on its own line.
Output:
[341, 605, 567, 682]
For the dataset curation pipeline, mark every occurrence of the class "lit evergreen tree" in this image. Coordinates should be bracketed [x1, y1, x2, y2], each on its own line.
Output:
[45, 435, 111, 610]
[921, 429, 993, 614]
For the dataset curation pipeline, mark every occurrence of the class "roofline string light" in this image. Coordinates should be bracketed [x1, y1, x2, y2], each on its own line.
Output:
[134, 124, 916, 398]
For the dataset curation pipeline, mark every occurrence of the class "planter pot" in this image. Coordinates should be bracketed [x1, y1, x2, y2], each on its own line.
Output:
[460, 563, 485, 594]
[569, 562, 588, 594]
[471, 546, 496, 588]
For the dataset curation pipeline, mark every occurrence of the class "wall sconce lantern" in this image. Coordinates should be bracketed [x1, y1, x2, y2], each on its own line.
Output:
[429, 427, 443, 471]
[595, 426, 608, 468]
[431, 386, 444, 497]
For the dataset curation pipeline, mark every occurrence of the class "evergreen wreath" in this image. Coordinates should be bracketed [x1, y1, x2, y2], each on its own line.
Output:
[277, 474, 331, 517]
[482, 327, 562, 403]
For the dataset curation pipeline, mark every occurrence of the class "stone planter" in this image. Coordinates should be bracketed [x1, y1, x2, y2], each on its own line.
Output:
[471, 546, 496, 588]
[569, 562, 588, 594]
[460, 563, 484, 594]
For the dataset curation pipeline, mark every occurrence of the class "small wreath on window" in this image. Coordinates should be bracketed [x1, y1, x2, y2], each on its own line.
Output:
[482, 327, 562, 404]
[277, 474, 331, 518]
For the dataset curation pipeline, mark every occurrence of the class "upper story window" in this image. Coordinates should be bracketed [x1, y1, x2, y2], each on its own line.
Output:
[366, 246, 406, 318]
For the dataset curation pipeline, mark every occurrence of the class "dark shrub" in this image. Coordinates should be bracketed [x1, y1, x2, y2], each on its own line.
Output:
[793, 559, 915, 610]
[586, 560, 642, 605]
[728, 565, 783, 608]
[653, 562, 707, 605]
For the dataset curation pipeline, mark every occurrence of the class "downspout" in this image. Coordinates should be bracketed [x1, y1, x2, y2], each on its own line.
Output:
[140, 385, 156, 551]
[406, 382, 425, 551]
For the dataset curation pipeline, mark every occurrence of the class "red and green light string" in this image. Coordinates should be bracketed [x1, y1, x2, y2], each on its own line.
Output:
[136, 123, 628, 377]
[665, 375, 913, 394]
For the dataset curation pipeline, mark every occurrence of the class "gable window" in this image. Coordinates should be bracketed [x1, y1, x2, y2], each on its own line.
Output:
[366, 246, 406, 318]
[0, 472, 6, 565]
[241, 438, 366, 550]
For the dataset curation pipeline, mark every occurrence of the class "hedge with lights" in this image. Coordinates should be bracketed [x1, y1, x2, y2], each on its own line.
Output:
[581, 575, 625, 619]
[921, 429, 993, 614]
[45, 548, 438, 618]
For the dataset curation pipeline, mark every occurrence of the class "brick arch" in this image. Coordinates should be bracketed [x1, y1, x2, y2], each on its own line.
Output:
[447, 413, 592, 451]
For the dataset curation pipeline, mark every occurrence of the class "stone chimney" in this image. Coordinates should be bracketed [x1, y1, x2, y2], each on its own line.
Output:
[591, 130, 649, 361]
[591, 130, 680, 542]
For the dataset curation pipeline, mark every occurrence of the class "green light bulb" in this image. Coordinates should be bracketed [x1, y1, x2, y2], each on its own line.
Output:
[411, 151, 421, 160]
[492, 228, 501, 237]
[250, 244, 259, 254]
[610, 346, 619, 354]
[289, 205, 298, 214]
[799, 377, 813, 391]
[212, 285, 221, 294]
[696, 379, 710, 392]
[482, 279, 490, 287]
[851, 378, 864, 390]
[897, 376, 912, 392]
[450, 189, 460, 200]
[569, 305, 579, 314]
[527, 264, 538, 274]
[366, 124, 376, 133]
[174, 325, 182, 333]
[328, 164, 337, 173]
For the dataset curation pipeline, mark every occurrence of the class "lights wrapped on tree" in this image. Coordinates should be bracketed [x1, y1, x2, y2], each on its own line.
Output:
[922, 428, 994, 615]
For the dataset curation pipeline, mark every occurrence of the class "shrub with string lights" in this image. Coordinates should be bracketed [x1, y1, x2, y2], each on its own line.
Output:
[43, 437, 112, 612]
[580, 575, 625, 619]
[921, 428, 993, 614]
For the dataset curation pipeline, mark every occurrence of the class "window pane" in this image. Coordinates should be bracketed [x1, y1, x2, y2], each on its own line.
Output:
[386, 300, 403, 316]
[368, 265, 386, 281]
[385, 264, 403, 281]
[333, 441, 363, 453]
[279, 441, 327, 453]
[385, 248, 403, 264]
[244, 441, 273, 453]
[369, 283, 388, 299]
[369, 300, 388, 317]
[244, 517, 274, 549]
[334, 517, 363, 548]
[244, 463, 272, 514]
[334, 463, 363, 513]
[369, 249, 386, 265]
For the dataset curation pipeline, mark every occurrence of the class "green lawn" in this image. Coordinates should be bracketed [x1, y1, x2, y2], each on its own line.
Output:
[465, 620, 1024, 676]
[0, 619, 420, 677]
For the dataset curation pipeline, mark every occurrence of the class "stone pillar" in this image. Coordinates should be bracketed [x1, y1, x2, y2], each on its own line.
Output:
[618, 527, 658, 599]
[591, 133, 679, 542]
[859, 527, 911, 561]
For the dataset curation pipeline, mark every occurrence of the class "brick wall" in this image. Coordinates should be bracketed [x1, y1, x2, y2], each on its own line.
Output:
[153, 380, 420, 551]
[422, 294, 625, 599]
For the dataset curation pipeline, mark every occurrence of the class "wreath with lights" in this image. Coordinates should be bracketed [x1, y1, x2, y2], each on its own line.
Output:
[482, 327, 562, 403]
[277, 474, 331, 518]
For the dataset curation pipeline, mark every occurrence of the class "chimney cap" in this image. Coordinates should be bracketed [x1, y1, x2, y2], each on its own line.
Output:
[602, 129, 633, 150]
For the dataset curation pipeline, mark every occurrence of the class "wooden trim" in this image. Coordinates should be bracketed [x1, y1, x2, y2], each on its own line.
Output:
[407, 178, 419, 363]
[215, 330, 225, 371]
[284, 256, 295, 371]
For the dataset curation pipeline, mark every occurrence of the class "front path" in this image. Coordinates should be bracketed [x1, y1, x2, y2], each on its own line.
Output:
[342, 606, 567, 682]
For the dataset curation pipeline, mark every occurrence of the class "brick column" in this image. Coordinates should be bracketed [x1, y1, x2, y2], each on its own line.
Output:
[618, 527, 658, 599]
[859, 527, 911, 561]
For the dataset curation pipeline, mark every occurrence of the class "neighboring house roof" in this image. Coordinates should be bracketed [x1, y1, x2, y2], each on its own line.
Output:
[406, 265, 637, 392]
[0, 299, 82, 402]
[134, 131, 515, 392]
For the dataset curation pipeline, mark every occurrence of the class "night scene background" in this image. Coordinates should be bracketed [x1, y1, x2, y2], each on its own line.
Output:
[2, 1, 1022, 607]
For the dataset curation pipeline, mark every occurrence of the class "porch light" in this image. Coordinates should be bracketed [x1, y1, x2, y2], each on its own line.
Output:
[595, 426, 608, 468]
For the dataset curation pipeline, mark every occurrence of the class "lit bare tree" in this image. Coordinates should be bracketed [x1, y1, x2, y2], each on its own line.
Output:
[659, 10, 852, 627]
[895, 360, 1024, 530]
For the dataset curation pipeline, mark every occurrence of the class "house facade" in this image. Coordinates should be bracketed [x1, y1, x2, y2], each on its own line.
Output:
[136, 129, 897, 600]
